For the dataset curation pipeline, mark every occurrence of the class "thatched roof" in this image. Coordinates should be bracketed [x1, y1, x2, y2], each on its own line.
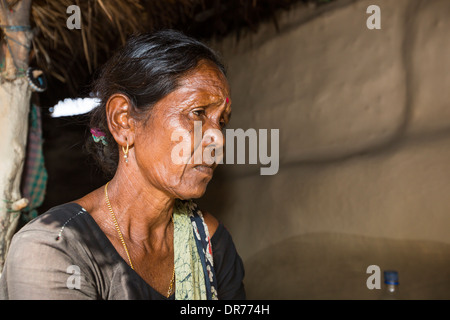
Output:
[4, 0, 335, 97]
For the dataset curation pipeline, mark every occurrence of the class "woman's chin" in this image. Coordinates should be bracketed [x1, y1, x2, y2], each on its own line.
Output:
[173, 182, 210, 200]
[184, 187, 209, 200]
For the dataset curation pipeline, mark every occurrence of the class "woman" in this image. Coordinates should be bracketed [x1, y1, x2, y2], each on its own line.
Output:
[0, 30, 245, 300]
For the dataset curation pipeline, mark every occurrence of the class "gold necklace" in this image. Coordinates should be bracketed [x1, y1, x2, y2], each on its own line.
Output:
[104, 182, 175, 298]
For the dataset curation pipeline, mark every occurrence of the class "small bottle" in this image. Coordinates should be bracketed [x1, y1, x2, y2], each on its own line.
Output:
[380, 270, 399, 300]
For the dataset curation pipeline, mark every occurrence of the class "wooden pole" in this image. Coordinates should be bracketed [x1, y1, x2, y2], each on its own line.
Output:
[0, 0, 33, 274]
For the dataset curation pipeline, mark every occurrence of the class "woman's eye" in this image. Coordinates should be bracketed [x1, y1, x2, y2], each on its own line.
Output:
[192, 109, 205, 116]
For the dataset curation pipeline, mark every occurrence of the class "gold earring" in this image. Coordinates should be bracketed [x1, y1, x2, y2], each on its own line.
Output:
[122, 141, 129, 163]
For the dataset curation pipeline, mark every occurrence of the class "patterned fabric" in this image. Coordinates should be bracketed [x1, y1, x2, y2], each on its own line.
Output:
[173, 199, 218, 300]
[20, 103, 48, 222]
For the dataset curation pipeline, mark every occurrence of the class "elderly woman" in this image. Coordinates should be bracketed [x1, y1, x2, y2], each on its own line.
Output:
[0, 30, 245, 300]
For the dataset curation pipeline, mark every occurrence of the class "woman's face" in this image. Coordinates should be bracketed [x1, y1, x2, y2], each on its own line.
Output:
[133, 61, 231, 199]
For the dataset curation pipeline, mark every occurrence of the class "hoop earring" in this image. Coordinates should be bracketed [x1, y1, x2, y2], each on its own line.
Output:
[122, 142, 129, 163]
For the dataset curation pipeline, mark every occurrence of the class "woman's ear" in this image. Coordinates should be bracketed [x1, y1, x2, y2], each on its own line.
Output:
[105, 93, 136, 147]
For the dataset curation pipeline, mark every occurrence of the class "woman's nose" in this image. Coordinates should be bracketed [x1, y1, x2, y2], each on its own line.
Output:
[202, 121, 225, 164]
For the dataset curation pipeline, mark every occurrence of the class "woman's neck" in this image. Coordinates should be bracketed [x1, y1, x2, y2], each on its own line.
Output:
[102, 164, 176, 249]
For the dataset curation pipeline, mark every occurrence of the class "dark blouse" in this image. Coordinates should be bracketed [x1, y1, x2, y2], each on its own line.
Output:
[0, 203, 245, 300]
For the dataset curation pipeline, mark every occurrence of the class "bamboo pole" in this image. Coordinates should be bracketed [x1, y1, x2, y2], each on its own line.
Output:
[0, 0, 32, 274]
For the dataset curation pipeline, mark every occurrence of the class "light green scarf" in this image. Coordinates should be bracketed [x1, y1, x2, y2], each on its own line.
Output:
[173, 200, 208, 300]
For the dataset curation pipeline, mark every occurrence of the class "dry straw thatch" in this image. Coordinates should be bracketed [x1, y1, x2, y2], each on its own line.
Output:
[30, 0, 148, 93]
[2, 0, 332, 94]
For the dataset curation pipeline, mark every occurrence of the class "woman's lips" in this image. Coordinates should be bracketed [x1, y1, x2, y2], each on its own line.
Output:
[194, 164, 214, 176]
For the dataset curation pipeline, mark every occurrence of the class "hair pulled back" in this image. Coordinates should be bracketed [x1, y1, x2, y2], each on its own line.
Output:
[86, 30, 226, 177]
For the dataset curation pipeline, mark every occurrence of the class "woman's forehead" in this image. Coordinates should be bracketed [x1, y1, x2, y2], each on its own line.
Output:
[180, 62, 229, 94]
[151, 83, 229, 119]
[150, 62, 230, 114]
[176, 87, 227, 106]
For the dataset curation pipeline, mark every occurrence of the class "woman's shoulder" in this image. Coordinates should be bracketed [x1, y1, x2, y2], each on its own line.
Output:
[7, 202, 109, 275]
[198, 209, 220, 238]
[2, 203, 105, 299]
[177, 199, 220, 237]
[17, 202, 90, 240]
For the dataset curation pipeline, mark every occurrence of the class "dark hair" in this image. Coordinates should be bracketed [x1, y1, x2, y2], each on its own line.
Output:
[86, 30, 227, 177]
